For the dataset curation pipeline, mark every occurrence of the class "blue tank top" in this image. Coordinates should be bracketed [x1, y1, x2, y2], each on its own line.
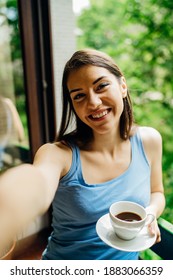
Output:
[42, 131, 150, 260]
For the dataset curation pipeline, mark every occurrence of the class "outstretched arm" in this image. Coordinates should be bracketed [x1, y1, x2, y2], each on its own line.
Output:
[0, 142, 69, 255]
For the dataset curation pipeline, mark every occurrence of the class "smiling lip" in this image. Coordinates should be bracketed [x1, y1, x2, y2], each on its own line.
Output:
[88, 108, 111, 120]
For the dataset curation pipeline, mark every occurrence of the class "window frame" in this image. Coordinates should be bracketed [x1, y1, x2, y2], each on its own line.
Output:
[18, 0, 56, 159]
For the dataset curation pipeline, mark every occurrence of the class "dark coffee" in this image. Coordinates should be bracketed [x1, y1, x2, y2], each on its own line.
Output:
[115, 211, 142, 222]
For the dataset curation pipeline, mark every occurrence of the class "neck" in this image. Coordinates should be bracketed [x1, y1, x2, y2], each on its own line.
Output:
[90, 129, 124, 154]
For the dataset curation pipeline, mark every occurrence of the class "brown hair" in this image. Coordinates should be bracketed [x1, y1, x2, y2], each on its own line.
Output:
[56, 49, 134, 146]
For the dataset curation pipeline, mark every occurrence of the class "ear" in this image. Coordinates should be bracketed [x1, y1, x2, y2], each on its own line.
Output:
[120, 77, 127, 98]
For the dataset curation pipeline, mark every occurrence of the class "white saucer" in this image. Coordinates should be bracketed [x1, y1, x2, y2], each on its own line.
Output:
[96, 213, 156, 252]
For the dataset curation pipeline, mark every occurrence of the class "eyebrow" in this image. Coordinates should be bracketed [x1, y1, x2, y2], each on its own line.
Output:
[93, 76, 106, 85]
[69, 76, 106, 94]
[69, 88, 82, 94]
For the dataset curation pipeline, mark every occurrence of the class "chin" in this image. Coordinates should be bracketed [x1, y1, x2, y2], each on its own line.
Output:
[94, 127, 114, 136]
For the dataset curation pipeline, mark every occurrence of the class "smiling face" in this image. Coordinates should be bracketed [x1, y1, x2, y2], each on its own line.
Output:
[67, 65, 127, 137]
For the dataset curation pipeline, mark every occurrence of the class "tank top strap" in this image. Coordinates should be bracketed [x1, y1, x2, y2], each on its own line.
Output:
[60, 141, 82, 183]
[68, 141, 80, 163]
[130, 129, 149, 167]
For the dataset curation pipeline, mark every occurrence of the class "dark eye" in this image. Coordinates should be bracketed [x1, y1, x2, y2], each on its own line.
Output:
[97, 82, 109, 91]
[73, 93, 85, 101]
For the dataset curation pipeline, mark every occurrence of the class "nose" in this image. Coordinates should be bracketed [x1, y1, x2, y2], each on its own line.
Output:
[87, 92, 102, 109]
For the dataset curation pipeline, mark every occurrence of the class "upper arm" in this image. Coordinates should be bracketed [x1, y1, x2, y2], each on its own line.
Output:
[33, 142, 72, 205]
[139, 126, 164, 194]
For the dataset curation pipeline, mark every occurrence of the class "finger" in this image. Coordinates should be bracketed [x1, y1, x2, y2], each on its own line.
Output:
[148, 223, 155, 236]
[156, 234, 161, 243]
[155, 228, 161, 243]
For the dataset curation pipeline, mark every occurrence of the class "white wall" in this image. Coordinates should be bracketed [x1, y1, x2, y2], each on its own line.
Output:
[49, 0, 76, 131]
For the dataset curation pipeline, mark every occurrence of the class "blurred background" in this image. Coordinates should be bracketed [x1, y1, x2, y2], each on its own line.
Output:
[0, 0, 172, 260]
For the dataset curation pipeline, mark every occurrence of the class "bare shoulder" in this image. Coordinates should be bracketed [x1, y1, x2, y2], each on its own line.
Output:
[35, 141, 71, 158]
[34, 141, 72, 177]
[138, 126, 162, 163]
[138, 126, 162, 145]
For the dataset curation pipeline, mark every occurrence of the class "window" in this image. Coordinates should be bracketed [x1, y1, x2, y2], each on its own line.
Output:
[0, 0, 30, 170]
[0, 0, 56, 171]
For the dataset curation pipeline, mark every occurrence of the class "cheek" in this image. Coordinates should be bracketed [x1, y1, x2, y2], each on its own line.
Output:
[112, 94, 124, 114]
[119, 99, 125, 115]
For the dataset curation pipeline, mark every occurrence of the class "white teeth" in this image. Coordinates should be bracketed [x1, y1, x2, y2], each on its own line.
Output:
[91, 110, 108, 119]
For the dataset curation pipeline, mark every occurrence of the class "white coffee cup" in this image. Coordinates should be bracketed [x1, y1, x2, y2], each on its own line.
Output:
[109, 201, 155, 240]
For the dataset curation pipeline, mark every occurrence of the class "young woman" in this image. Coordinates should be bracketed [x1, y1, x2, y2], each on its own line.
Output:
[0, 49, 165, 260]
